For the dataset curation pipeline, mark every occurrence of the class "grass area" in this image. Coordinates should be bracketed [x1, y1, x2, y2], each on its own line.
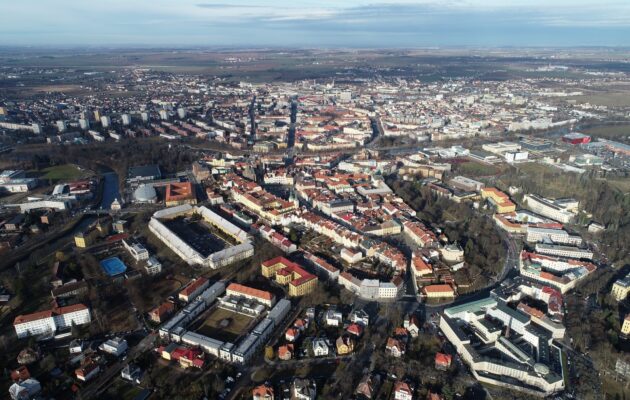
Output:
[567, 92, 630, 107]
[606, 178, 630, 192]
[35, 164, 90, 182]
[512, 162, 557, 176]
[453, 160, 504, 177]
[582, 124, 630, 141]
[100, 378, 144, 400]
[196, 307, 255, 342]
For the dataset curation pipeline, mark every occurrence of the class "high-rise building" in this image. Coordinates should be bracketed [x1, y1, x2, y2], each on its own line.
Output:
[122, 114, 132, 126]
[56, 120, 67, 132]
[141, 112, 150, 122]
[79, 118, 90, 130]
[93, 110, 101, 121]
[100, 116, 112, 128]
[159, 110, 169, 120]
[177, 107, 187, 119]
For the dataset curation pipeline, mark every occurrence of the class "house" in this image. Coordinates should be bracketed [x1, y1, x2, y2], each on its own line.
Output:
[9, 378, 41, 400]
[291, 378, 316, 400]
[336, 335, 355, 355]
[393, 381, 414, 400]
[253, 383, 275, 400]
[293, 318, 309, 331]
[278, 344, 294, 361]
[69, 339, 85, 354]
[75, 358, 100, 382]
[10, 366, 30, 382]
[427, 392, 444, 400]
[386, 338, 405, 358]
[435, 353, 452, 370]
[403, 314, 421, 338]
[312, 338, 329, 357]
[149, 302, 175, 323]
[121, 363, 143, 384]
[285, 328, 300, 342]
[305, 307, 316, 319]
[355, 374, 379, 399]
[325, 309, 343, 327]
[393, 327, 409, 340]
[347, 323, 364, 337]
[350, 309, 369, 326]
[99, 337, 128, 357]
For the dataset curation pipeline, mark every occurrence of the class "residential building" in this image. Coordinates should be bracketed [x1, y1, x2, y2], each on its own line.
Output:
[526, 227, 582, 245]
[253, 384, 275, 400]
[481, 187, 516, 214]
[178, 277, 210, 303]
[291, 378, 316, 400]
[612, 274, 630, 301]
[523, 194, 577, 223]
[13, 304, 91, 339]
[312, 338, 329, 357]
[423, 284, 456, 299]
[435, 353, 452, 370]
[622, 315, 630, 336]
[9, 378, 41, 400]
[226, 283, 275, 307]
[99, 337, 128, 357]
[393, 381, 414, 400]
[149, 302, 175, 323]
[261, 257, 317, 297]
[336, 335, 355, 355]
[386, 337, 405, 357]
[75, 359, 100, 382]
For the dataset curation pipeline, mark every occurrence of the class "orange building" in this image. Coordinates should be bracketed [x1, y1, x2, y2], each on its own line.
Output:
[165, 182, 197, 206]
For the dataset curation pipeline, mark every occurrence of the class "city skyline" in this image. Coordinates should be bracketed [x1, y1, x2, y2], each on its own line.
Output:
[2, 0, 630, 47]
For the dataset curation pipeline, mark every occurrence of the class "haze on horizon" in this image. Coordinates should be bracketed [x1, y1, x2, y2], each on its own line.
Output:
[2, 0, 630, 48]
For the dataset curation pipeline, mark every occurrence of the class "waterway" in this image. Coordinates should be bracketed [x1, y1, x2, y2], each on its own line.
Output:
[100, 172, 120, 210]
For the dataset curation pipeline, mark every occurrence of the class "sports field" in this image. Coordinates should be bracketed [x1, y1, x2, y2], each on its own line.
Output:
[195, 307, 255, 343]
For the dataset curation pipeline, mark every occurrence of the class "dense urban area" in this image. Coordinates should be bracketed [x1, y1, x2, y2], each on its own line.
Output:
[0, 48, 629, 400]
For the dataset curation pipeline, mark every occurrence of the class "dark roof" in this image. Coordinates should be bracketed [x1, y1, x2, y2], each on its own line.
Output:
[128, 165, 161, 180]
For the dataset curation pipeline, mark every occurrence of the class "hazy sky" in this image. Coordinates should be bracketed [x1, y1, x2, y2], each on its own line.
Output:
[2, 0, 630, 47]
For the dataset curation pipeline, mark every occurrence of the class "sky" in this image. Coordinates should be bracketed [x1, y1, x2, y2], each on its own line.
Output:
[1, 0, 630, 48]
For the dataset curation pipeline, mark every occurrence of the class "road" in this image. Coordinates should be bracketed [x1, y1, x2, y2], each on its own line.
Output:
[79, 332, 157, 399]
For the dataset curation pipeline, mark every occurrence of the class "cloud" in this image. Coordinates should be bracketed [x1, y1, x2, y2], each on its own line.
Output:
[196, 3, 267, 9]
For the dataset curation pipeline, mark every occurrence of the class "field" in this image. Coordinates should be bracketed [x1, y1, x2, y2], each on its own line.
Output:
[582, 124, 630, 141]
[34, 164, 90, 182]
[568, 91, 630, 108]
[452, 160, 505, 177]
[195, 306, 255, 343]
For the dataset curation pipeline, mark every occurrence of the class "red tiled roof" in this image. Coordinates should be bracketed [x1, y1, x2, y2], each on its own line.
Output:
[227, 283, 274, 301]
[14, 303, 88, 325]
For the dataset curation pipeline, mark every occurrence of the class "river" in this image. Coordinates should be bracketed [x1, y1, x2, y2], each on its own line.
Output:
[100, 172, 121, 210]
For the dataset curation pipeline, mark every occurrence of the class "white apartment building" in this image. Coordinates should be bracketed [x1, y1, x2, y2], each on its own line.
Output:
[13, 304, 91, 339]
[534, 243, 593, 260]
[526, 227, 582, 245]
[123, 239, 149, 261]
[523, 194, 577, 223]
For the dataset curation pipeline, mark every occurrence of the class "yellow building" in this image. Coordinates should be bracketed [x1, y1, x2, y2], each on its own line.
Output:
[336, 336, 355, 355]
[612, 276, 630, 301]
[481, 187, 516, 214]
[74, 233, 89, 248]
[289, 278, 317, 297]
[622, 315, 630, 336]
[262, 256, 317, 297]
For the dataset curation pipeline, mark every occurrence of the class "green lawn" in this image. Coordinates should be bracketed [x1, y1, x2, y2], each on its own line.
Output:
[454, 160, 503, 177]
[36, 164, 89, 181]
